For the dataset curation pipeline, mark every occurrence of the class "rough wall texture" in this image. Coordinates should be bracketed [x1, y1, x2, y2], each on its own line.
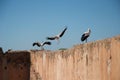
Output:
[0, 35, 120, 80]
[0, 51, 31, 80]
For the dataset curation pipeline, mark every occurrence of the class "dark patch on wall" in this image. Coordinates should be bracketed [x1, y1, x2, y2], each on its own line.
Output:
[0, 51, 31, 80]
[86, 54, 88, 66]
[4, 66, 7, 70]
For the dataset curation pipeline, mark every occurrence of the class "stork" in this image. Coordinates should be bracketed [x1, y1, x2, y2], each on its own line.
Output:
[81, 28, 91, 43]
[33, 41, 51, 50]
[46, 27, 67, 43]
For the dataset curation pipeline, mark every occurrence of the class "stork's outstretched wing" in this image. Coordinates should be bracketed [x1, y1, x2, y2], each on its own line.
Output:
[33, 42, 41, 47]
[59, 27, 67, 37]
[46, 26, 67, 41]
[46, 36, 56, 40]
[81, 34, 89, 41]
[43, 41, 51, 46]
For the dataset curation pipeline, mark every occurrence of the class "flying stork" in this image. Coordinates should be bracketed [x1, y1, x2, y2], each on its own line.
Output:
[46, 27, 67, 43]
[33, 41, 51, 50]
[81, 28, 91, 43]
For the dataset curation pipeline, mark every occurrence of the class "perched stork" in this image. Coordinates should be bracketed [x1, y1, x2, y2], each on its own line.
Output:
[46, 27, 67, 43]
[81, 28, 91, 43]
[33, 41, 51, 50]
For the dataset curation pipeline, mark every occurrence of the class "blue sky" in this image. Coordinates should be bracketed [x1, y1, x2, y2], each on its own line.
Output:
[0, 0, 120, 52]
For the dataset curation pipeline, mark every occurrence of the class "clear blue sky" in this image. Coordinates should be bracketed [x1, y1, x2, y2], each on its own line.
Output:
[0, 0, 120, 52]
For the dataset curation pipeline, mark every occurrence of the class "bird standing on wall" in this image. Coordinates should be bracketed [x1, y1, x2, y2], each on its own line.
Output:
[46, 27, 67, 43]
[33, 41, 51, 50]
[81, 28, 91, 43]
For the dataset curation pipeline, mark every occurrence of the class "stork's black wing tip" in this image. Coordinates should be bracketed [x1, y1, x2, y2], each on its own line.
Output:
[43, 41, 52, 45]
[48, 42, 52, 45]
[32, 43, 35, 46]
[64, 26, 67, 30]
[64, 25, 67, 28]
[46, 37, 55, 40]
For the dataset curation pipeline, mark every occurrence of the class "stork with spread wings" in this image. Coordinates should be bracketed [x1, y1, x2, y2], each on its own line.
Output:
[33, 41, 51, 50]
[46, 27, 67, 43]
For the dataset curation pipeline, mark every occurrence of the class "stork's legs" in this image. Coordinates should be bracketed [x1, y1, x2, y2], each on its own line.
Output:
[57, 39, 60, 44]
[41, 46, 44, 50]
[85, 39, 87, 43]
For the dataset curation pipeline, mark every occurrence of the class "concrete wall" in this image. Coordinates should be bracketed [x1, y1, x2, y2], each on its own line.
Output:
[0, 51, 31, 80]
[0, 35, 120, 80]
[30, 35, 120, 80]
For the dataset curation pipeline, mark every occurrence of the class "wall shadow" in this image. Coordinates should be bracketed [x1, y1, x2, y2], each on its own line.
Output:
[0, 50, 31, 80]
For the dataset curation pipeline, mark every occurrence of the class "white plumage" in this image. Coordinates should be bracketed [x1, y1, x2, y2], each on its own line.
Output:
[81, 28, 91, 43]
[46, 27, 67, 43]
[33, 41, 51, 50]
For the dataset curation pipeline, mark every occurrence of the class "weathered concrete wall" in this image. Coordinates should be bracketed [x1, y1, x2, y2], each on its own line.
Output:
[0, 35, 120, 80]
[30, 35, 120, 80]
[0, 51, 31, 80]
